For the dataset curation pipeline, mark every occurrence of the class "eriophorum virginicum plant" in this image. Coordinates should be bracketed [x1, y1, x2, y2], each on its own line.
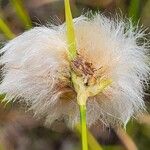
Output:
[0, 0, 149, 150]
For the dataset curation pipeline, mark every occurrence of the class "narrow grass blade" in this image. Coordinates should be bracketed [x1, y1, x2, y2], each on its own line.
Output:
[10, 0, 32, 29]
[0, 17, 15, 39]
[128, 0, 140, 23]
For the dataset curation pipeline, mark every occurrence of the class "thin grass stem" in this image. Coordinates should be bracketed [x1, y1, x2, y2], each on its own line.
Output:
[80, 105, 88, 150]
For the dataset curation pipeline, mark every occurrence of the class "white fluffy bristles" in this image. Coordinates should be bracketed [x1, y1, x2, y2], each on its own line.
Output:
[0, 14, 149, 128]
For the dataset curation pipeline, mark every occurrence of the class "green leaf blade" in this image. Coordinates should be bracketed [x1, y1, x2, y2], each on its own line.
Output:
[64, 0, 77, 61]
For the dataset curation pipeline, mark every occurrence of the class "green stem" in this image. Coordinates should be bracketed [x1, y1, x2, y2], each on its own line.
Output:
[80, 105, 88, 150]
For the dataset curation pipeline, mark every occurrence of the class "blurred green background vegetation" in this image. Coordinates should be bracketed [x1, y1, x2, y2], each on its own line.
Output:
[0, 0, 150, 150]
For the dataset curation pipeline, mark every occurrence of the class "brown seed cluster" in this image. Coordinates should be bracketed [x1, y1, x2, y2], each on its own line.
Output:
[71, 55, 96, 85]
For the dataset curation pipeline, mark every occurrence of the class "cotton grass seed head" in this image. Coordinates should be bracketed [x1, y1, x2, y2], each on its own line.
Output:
[0, 14, 149, 128]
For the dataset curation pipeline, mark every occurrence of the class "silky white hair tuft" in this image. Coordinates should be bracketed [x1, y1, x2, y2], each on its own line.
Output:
[0, 14, 149, 128]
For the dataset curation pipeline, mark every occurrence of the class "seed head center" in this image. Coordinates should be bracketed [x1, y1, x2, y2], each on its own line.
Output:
[71, 55, 96, 85]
